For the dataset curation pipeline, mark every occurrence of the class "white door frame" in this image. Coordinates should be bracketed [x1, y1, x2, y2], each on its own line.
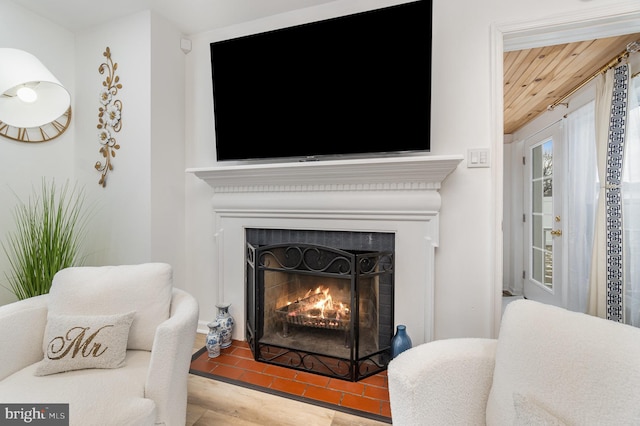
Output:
[490, 2, 640, 337]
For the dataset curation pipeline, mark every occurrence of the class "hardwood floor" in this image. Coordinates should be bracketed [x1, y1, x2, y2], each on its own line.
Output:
[187, 333, 390, 426]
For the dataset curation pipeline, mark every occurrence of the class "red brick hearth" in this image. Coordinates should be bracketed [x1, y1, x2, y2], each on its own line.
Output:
[190, 340, 391, 422]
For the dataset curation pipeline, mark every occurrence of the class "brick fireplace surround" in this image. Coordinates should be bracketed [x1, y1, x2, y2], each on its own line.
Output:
[188, 155, 462, 347]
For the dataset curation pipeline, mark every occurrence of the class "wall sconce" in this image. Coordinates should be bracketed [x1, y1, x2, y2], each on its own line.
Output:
[0, 48, 71, 142]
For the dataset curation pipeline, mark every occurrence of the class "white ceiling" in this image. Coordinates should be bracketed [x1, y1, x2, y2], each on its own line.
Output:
[9, 0, 338, 35]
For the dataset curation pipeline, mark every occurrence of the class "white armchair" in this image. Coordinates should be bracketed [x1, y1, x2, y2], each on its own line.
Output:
[0, 263, 199, 426]
[388, 299, 640, 425]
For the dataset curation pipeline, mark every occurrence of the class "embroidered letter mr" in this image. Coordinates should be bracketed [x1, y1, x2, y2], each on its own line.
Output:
[46, 325, 113, 360]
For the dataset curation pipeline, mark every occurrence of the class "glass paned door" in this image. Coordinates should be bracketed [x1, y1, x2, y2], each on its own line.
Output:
[531, 141, 553, 288]
[524, 121, 564, 306]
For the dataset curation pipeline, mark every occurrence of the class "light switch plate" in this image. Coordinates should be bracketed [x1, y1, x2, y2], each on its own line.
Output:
[467, 148, 490, 168]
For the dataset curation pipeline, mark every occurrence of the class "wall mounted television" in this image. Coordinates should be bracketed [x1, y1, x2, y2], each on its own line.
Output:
[210, 0, 432, 162]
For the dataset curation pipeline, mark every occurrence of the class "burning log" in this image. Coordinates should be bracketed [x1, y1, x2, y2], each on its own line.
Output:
[277, 286, 351, 334]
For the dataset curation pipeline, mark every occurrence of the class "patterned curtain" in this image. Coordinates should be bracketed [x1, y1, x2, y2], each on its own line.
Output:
[588, 64, 631, 322]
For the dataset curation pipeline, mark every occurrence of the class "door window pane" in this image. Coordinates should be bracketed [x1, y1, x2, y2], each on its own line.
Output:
[533, 248, 543, 283]
[531, 139, 553, 290]
[533, 180, 542, 213]
[533, 215, 543, 249]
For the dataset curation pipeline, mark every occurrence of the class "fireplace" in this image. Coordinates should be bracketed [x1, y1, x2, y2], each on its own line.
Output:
[246, 229, 394, 381]
[187, 155, 463, 373]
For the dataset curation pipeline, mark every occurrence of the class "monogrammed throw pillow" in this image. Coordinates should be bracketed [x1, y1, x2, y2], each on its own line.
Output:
[35, 311, 135, 376]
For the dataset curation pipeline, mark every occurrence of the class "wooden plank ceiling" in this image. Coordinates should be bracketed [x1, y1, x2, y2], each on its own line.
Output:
[504, 33, 640, 134]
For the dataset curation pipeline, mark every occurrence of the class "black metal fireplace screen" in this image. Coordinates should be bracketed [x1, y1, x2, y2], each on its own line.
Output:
[246, 242, 394, 381]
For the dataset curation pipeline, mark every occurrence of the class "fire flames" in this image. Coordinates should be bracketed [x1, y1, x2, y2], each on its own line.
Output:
[286, 286, 350, 326]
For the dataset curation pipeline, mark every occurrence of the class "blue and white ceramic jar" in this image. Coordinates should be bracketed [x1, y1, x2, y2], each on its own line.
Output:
[206, 322, 221, 358]
[216, 302, 235, 349]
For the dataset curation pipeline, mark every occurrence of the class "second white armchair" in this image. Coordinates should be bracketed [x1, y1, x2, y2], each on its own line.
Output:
[388, 299, 640, 425]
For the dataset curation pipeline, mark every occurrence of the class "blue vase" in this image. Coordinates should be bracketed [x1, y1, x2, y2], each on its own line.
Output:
[391, 325, 412, 358]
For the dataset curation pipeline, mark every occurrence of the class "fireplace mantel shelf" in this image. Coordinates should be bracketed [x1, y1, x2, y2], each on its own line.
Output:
[187, 155, 463, 192]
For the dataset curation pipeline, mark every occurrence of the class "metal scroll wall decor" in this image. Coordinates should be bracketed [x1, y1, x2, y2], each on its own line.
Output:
[95, 47, 122, 187]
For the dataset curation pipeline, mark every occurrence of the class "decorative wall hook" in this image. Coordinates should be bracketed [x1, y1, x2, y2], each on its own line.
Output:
[95, 47, 123, 187]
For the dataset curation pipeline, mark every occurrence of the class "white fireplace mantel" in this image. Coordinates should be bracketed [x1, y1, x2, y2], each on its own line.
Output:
[186, 154, 463, 192]
[187, 154, 463, 345]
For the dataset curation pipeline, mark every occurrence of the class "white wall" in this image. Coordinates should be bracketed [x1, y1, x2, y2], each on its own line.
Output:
[503, 139, 524, 295]
[149, 12, 187, 288]
[74, 11, 187, 287]
[0, 2, 75, 305]
[74, 12, 153, 266]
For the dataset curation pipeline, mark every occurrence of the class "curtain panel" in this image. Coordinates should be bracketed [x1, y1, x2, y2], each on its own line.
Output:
[623, 71, 640, 326]
[565, 101, 597, 314]
[588, 64, 631, 322]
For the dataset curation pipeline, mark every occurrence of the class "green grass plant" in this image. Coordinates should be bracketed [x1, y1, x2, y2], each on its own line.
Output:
[2, 179, 90, 300]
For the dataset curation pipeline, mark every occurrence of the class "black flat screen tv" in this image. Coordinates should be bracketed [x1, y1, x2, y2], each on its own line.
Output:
[210, 0, 432, 162]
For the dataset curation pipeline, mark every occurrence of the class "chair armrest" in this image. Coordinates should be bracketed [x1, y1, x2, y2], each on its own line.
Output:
[388, 338, 497, 426]
[0, 295, 49, 380]
[145, 288, 199, 426]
